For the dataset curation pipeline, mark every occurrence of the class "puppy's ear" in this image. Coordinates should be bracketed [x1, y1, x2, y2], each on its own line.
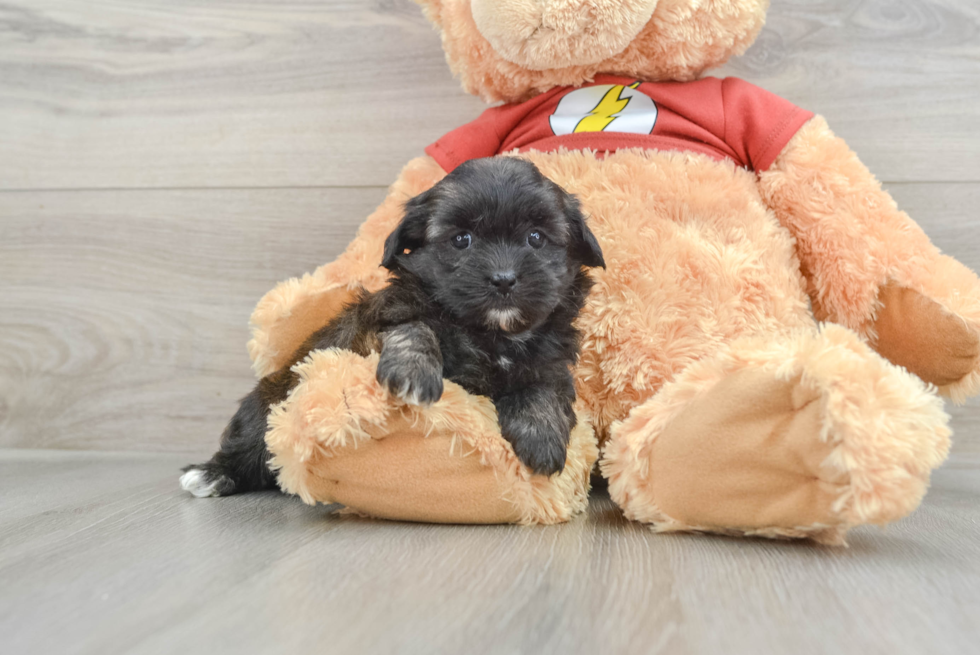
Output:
[381, 188, 435, 271]
[550, 181, 605, 269]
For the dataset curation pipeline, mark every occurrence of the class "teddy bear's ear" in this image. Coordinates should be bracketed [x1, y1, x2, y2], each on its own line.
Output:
[382, 188, 436, 271]
[550, 180, 605, 269]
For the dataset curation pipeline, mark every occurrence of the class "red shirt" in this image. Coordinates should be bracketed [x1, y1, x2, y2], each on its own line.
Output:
[426, 76, 813, 173]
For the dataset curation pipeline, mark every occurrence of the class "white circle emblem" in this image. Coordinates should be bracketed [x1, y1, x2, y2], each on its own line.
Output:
[549, 83, 658, 136]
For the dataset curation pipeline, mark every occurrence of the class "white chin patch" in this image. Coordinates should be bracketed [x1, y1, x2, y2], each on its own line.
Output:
[180, 469, 221, 498]
[487, 308, 522, 332]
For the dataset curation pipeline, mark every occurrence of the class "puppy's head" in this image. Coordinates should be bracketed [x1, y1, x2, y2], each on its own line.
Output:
[382, 157, 604, 333]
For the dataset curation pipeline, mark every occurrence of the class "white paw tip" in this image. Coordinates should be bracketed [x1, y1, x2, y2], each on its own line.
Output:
[395, 381, 427, 407]
[180, 469, 221, 498]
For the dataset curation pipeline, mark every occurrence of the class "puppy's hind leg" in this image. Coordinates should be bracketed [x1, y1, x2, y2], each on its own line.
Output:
[180, 369, 296, 497]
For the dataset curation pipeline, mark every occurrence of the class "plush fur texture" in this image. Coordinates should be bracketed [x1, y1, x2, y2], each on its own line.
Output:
[185, 157, 603, 497]
[759, 116, 980, 400]
[518, 148, 815, 441]
[471, 0, 658, 70]
[416, 0, 769, 102]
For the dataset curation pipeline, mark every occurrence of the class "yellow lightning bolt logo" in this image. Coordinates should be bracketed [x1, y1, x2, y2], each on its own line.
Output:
[573, 81, 641, 133]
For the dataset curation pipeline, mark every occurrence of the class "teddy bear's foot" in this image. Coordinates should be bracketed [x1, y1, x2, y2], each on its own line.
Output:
[264, 348, 598, 525]
[602, 325, 951, 545]
[873, 283, 980, 389]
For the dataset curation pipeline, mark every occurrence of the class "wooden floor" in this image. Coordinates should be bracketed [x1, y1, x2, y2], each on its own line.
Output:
[1, 449, 978, 655]
[2, 1, 980, 653]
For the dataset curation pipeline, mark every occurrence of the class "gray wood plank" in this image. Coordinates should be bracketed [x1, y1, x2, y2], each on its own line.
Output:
[0, 187, 384, 451]
[0, 450, 978, 655]
[0, 0, 487, 190]
[2, 183, 980, 453]
[1, 0, 978, 190]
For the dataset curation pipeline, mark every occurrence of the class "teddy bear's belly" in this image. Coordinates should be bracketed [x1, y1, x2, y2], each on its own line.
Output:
[521, 149, 815, 435]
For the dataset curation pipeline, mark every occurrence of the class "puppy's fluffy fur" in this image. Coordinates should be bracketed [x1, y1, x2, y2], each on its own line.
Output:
[181, 157, 604, 497]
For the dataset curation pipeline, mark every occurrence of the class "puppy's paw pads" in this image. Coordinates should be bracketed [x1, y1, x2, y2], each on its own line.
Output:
[377, 360, 444, 406]
[179, 467, 235, 498]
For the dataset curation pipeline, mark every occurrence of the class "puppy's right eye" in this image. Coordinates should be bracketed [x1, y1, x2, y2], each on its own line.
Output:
[451, 232, 472, 250]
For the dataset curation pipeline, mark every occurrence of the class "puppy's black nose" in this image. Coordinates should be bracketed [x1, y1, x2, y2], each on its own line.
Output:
[490, 270, 517, 293]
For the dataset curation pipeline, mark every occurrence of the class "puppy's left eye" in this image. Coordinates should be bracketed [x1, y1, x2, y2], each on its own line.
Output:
[452, 232, 472, 250]
[527, 230, 544, 249]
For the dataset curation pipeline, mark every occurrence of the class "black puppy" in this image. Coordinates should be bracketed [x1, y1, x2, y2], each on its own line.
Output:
[180, 157, 604, 498]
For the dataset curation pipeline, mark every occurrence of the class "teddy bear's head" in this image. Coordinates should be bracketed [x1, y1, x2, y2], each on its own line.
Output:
[415, 0, 768, 103]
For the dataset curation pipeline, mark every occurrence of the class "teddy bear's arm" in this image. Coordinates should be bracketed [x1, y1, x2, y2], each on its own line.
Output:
[758, 116, 980, 400]
[247, 156, 447, 378]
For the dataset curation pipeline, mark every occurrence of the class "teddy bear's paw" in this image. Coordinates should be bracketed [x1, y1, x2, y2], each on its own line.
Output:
[603, 326, 952, 544]
[873, 283, 980, 388]
[608, 368, 849, 541]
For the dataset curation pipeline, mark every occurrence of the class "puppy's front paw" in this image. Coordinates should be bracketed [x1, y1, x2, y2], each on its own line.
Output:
[376, 354, 444, 406]
[377, 322, 444, 405]
[499, 413, 569, 476]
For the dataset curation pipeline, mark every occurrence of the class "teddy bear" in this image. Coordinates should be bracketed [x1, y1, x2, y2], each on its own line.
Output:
[245, 0, 980, 544]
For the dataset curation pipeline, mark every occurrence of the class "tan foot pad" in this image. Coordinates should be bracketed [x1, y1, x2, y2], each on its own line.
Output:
[646, 369, 848, 534]
[874, 284, 980, 387]
[605, 326, 950, 544]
